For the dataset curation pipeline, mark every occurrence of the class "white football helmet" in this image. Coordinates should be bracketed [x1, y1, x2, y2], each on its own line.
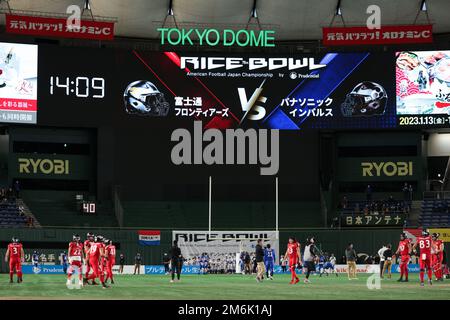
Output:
[123, 80, 170, 116]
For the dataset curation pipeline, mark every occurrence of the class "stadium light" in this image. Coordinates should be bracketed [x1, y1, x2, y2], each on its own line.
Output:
[168, 0, 174, 16]
[335, 0, 342, 16]
[81, 0, 95, 21]
[414, 0, 430, 24]
[161, 0, 178, 30]
[329, 0, 345, 27]
[420, 0, 427, 11]
[246, 0, 261, 31]
[251, 0, 258, 18]
[84, 0, 91, 10]
[0, 0, 12, 13]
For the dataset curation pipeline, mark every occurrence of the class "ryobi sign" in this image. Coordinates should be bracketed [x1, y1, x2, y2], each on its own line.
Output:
[337, 158, 419, 182]
[361, 161, 413, 177]
[19, 158, 69, 175]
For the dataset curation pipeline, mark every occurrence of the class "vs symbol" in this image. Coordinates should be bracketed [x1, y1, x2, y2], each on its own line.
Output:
[238, 79, 267, 123]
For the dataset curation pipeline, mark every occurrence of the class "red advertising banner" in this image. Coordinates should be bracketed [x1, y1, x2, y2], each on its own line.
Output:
[323, 25, 432, 46]
[5, 14, 114, 40]
[0, 98, 37, 111]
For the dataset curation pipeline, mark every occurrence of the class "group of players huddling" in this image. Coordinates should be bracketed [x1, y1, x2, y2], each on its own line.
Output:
[397, 230, 444, 286]
[5, 233, 116, 289]
[69, 233, 116, 288]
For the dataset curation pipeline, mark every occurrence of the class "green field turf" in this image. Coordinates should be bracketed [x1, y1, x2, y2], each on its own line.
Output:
[1, 273, 449, 300]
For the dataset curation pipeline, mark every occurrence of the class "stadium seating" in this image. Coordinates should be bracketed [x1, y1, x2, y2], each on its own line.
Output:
[24, 199, 118, 228]
[418, 199, 450, 227]
[339, 199, 408, 215]
[23, 197, 323, 229]
[0, 202, 28, 228]
[121, 201, 323, 228]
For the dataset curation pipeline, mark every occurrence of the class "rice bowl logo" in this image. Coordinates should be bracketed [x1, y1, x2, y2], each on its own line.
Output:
[180, 56, 327, 72]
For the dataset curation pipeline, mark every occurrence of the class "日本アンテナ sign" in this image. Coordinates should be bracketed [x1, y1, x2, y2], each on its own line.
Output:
[341, 214, 406, 227]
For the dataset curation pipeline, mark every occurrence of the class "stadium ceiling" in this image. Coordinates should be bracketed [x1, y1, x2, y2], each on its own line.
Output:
[0, 0, 450, 41]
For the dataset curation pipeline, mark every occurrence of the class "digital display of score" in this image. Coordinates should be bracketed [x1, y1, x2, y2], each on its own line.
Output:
[49, 76, 105, 98]
[82, 201, 96, 214]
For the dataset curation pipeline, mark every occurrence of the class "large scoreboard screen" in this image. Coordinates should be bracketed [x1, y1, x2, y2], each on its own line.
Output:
[113, 51, 396, 130]
[4, 44, 449, 130]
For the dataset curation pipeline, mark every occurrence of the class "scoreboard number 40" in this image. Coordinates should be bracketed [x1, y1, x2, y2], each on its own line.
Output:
[82, 202, 96, 214]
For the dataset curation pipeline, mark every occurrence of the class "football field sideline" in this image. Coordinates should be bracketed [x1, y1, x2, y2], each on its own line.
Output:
[1, 274, 450, 300]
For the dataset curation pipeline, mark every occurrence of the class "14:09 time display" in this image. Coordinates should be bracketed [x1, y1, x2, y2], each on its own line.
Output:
[49, 76, 105, 98]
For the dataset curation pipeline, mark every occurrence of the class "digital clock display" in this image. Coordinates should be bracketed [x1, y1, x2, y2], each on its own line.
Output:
[37, 45, 116, 126]
[49, 76, 105, 98]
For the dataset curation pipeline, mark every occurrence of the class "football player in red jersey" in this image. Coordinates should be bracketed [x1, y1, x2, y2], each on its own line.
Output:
[5, 237, 24, 283]
[86, 235, 108, 288]
[105, 239, 116, 284]
[83, 232, 94, 281]
[99, 238, 108, 283]
[283, 237, 301, 284]
[67, 234, 84, 287]
[412, 230, 436, 286]
[395, 232, 411, 282]
[431, 233, 444, 281]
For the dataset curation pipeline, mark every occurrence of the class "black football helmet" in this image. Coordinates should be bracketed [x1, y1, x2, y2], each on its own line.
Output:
[422, 229, 430, 237]
[341, 81, 387, 117]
